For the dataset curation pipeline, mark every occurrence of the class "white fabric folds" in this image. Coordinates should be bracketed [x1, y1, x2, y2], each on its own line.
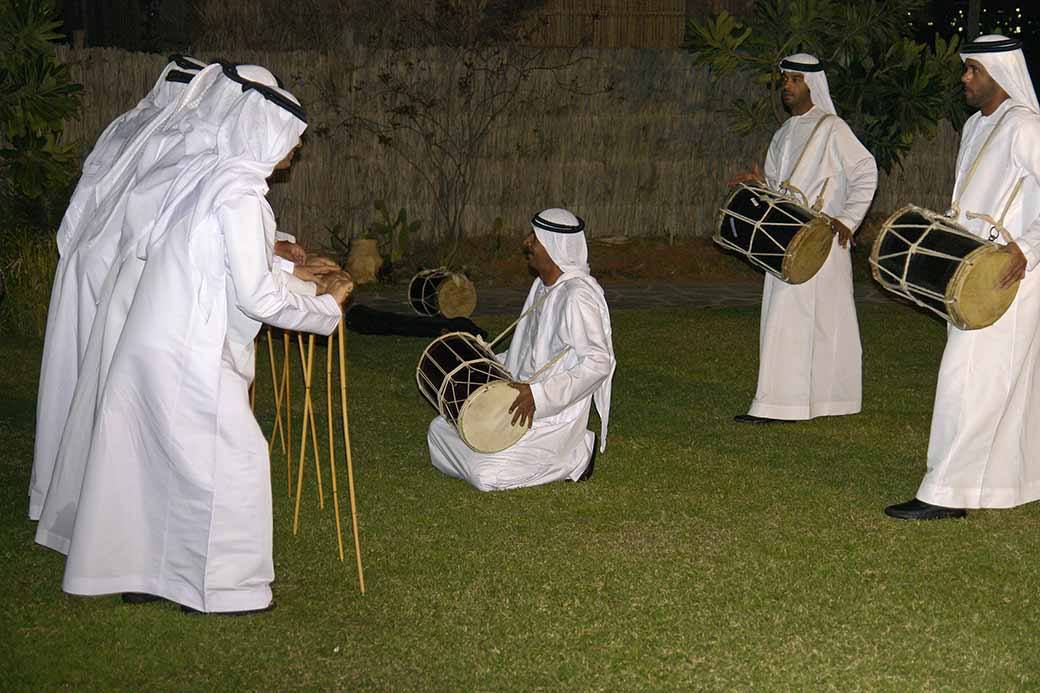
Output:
[30, 57, 205, 521]
[46, 70, 341, 613]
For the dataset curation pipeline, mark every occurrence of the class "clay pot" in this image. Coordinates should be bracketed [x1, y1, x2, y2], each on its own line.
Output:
[346, 239, 383, 284]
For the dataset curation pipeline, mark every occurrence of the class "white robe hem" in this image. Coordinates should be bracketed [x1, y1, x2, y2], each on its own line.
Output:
[748, 399, 861, 420]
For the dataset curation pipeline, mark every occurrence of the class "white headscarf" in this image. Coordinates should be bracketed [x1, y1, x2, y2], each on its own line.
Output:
[59, 57, 206, 254]
[529, 208, 615, 452]
[141, 72, 307, 316]
[120, 64, 276, 262]
[779, 53, 837, 116]
[960, 35, 1040, 114]
[531, 208, 590, 275]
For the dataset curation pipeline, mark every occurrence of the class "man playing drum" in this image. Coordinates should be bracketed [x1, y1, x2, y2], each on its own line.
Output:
[886, 36, 1040, 520]
[427, 208, 615, 491]
[733, 54, 878, 424]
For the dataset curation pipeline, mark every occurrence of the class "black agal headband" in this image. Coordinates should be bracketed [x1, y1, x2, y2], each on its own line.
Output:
[220, 62, 307, 123]
[961, 37, 1023, 54]
[168, 54, 207, 71]
[778, 57, 824, 72]
[164, 69, 195, 84]
[531, 212, 586, 234]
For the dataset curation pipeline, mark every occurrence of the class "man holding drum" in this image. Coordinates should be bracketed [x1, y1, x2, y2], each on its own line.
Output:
[733, 54, 878, 424]
[886, 35, 1040, 520]
[426, 208, 615, 491]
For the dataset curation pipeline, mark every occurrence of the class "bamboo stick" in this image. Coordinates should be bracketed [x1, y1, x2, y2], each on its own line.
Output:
[326, 330, 345, 561]
[296, 332, 324, 509]
[284, 331, 292, 465]
[267, 328, 286, 455]
[337, 320, 365, 593]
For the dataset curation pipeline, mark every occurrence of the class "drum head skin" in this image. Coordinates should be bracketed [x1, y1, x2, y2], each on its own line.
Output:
[458, 380, 529, 453]
[948, 245, 1020, 330]
[869, 205, 1019, 330]
[438, 275, 477, 318]
[782, 217, 833, 284]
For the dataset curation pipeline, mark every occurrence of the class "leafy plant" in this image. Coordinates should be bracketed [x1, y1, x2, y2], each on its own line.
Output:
[0, 226, 58, 337]
[686, 0, 968, 173]
[366, 199, 421, 264]
[0, 0, 82, 232]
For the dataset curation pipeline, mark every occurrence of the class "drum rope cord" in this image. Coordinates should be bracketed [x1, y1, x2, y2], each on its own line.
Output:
[486, 281, 565, 350]
[522, 346, 573, 384]
[950, 105, 1027, 219]
[780, 114, 834, 209]
[965, 175, 1025, 244]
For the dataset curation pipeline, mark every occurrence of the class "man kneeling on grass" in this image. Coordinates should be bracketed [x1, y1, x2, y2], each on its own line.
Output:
[427, 208, 616, 491]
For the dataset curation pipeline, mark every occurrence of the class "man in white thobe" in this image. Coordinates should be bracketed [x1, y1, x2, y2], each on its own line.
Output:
[34, 64, 327, 556]
[30, 56, 206, 521]
[734, 54, 878, 424]
[428, 208, 615, 491]
[56, 74, 353, 613]
[886, 36, 1040, 520]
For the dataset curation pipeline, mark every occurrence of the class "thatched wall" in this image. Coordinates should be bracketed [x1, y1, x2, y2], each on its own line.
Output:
[532, 0, 686, 48]
[55, 46, 959, 248]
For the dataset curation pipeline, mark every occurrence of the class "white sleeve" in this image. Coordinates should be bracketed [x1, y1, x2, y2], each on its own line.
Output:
[1010, 119, 1040, 270]
[528, 288, 613, 419]
[275, 231, 296, 243]
[273, 255, 295, 274]
[763, 130, 783, 191]
[277, 270, 318, 297]
[831, 126, 878, 232]
[220, 195, 341, 335]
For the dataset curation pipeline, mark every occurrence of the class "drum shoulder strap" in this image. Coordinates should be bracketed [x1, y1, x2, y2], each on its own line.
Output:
[782, 113, 835, 191]
[952, 104, 1027, 215]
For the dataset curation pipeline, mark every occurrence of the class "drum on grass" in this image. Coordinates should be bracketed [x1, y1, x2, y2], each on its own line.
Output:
[715, 182, 833, 284]
[869, 205, 1020, 330]
[416, 332, 528, 453]
[408, 269, 477, 318]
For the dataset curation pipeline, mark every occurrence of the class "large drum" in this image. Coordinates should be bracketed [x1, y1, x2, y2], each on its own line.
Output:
[416, 332, 528, 453]
[715, 182, 834, 284]
[408, 269, 477, 319]
[870, 205, 1020, 330]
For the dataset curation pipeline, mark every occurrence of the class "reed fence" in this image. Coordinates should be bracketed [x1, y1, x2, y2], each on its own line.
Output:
[55, 46, 959, 249]
[531, 0, 687, 48]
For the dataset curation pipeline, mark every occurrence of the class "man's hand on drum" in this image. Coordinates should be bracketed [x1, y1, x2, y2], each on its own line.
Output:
[727, 163, 764, 187]
[324, 271, 355, 306]
[999, 242, 1027, 289]
[274, 240, 308, 264]
[830, 218, 854, 248]
[508, 383, 535, 429]
[303, 255, 341, 275]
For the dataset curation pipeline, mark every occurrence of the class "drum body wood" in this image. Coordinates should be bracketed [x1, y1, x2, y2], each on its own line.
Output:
[870, 205, 1020, 330]
[408, 269, 477, 318]
[416, 332, 528, 453]
[715, 182, 833, 284]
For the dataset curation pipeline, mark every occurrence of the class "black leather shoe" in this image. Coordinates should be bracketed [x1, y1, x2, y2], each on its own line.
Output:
[181, 602, 276, 616]
[733, 414, 793, 424]
[884, 498, 966, 520]
[121, 592, 164, 604]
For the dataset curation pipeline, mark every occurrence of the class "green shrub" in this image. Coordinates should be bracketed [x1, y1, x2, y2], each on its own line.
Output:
[0, 227, 57, 338]
[0, 0, 82, 233]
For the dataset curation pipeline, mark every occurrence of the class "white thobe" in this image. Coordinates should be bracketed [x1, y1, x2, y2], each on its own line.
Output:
[56, 192, 340, 612]
[918, 100, 1040, 508]
[748, 106, 878, 420]
[29, 101, 172, 520]
[428, 276, 614, 491]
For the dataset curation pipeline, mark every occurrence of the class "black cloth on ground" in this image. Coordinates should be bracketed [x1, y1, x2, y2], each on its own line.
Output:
[344, 304, 487, 339]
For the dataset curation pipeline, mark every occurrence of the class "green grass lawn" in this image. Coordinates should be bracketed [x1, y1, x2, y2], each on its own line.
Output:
[4, 303, 1040, 690]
